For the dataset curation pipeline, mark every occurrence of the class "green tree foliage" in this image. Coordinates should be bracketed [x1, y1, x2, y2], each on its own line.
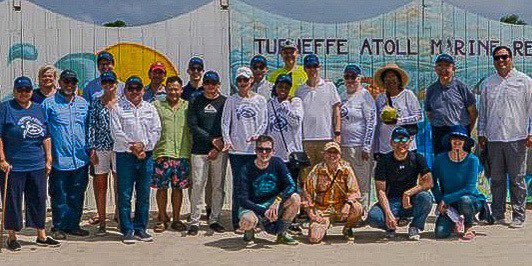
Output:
[103, 20, 127, 27]
[500, 14, 527, 25]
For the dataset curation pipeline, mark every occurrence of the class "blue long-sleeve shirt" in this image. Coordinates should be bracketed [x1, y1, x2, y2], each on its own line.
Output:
[431, 153, 486, 204]
[42, 92, 90, 171]
[238, 156, 296, 216]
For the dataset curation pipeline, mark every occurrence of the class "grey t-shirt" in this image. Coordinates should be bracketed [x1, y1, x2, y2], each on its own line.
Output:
[425, 79, 475, 127]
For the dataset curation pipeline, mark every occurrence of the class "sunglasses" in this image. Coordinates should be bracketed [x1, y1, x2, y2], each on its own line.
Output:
[252, 65, 266, 71]
[15, 87, 32, 93]
[203, 81, 218, 86]
[237, 77, 250, 83]
[126, 86, 143, 92]
[393, 137, 410, 143]
[101, 80, 116, 85]
[493, 54, 510, 61]
[62, 79, 77, 85]
[256, 147, 273, 154]
[189, 66, 203, 72]
[344, 74, 358, 80]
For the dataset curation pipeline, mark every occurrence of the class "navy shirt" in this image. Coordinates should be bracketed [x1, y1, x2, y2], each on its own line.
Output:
[425, 79, 476, 127]
[0, 100, 49, 172]
[182, 82, 204, 101]
[31, 88, 50, 104]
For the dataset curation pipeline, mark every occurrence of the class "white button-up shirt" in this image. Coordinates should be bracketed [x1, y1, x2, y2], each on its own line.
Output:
[111, 97, 162, 153]
[478, 68, 532, 142]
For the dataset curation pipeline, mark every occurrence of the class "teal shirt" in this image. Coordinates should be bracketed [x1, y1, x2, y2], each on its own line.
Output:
[153, 99, 191, 159]
[431, 153, 486, 204]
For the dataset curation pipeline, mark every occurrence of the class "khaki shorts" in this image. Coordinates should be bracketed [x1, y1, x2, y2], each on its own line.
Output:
[93, 150, 116, 175]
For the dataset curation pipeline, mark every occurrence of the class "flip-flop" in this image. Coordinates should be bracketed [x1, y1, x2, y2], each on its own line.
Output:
[154, 222, 167, 233]
[460, 230, 476, 241]
[88, 216, 100, 225]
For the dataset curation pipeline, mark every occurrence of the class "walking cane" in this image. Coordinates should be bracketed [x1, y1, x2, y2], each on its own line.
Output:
[1, 167, 11, 252]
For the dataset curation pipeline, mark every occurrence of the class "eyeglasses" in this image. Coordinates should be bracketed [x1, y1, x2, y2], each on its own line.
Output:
[344, 74, 358, 80]
[126, 86, 143, 92]
[256, 147, 273, 154]
[493, 54, 510, 61]
[393, 137, 410, 143]
[15, 87, 32, 93]
[252, 65, 266, 71]
[236, 77, 250, 83]
[189, 66, 203, 72]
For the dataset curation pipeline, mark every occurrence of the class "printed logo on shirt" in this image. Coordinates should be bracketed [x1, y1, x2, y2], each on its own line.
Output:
[204, 104, 217, 113]
[340, 104, 349, 120]
[253, 173, 278, 197]
[235, 103, 258, 120]
[17, 116, 45, 139]
[268, 113, 288, 132]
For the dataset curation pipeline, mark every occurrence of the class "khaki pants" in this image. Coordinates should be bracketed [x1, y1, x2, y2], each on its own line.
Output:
[341, 146, 374, 210]
[301, 140, 330, 182]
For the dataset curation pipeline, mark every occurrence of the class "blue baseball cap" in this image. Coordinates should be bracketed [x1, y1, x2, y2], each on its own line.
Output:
[275, 74, 292, 86]
[435, 53, 455, 65]
[203, 71, 220, 84]
[14, 76, 33, 89]
[100, 71, 117, 83]
[188, 57, 204, 69]
[391, 126, 411, 139]
[125, 76, 143, 87]
[344, 64, 362, 75]
[97, 51, 114, 64]
[59, 69, 78, 82]
[304, 54, 320, 67]
[250, 55, 267, 67]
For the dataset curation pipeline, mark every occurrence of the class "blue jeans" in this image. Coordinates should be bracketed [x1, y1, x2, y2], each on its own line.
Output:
[368, 191, 433, 231]
[229, 154, 256, 229]
[434, 195, 481, 239]
[116, 152, 152, 235]
[49, 165, 89, 232]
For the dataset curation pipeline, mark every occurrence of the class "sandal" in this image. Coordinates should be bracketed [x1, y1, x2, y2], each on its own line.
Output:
[154, 222, 167, 233]
[170, 220, 187, 231]
[88, 216, 100, 225]
[460, 229, 476, 241]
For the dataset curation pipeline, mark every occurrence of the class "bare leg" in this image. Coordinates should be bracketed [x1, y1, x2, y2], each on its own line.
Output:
[93, 173, 109, 226]
[171, 188, 183, 221]
[155, 189, 169, 222]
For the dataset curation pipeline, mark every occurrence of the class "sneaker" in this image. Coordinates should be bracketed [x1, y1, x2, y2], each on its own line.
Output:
[243, 229, 255, 243]
[209, 222, 226, 233]
[122, 231, 135, 244]
[494, 218, 507, 225]
[408, 227, 420, 241]
[67, 228, 90, 237]
[187, 225, 199, 236]
[6, 238, 21, 251]
[96, 225, 107, 236]
[509, 220, 524, 229]
[36, 236, 61, 247]
[342, 227, 355, 241]
[135, 231, 154, 242]
[287, 224, 303, 235]
[51, 228, 67, 240]
[384, 230, 396, 239]
[276, 232, 298, 245]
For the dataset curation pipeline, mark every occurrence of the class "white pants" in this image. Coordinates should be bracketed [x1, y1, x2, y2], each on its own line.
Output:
[189, 152, 228, 226]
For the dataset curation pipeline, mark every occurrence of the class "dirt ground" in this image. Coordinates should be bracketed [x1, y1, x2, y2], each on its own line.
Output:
[0, 209, 530, 265]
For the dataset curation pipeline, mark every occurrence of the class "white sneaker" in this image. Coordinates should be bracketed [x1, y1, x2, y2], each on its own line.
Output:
[408, 227, 420, 241]
[509, 220, 524, 229]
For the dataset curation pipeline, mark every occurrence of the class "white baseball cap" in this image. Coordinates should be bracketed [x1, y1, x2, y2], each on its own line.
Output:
[236, 66, 253, 79]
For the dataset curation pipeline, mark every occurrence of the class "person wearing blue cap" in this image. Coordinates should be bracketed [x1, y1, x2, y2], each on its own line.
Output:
[295, 54, 342, 185]
[250, 55, 273, 100]
[111, 76, 161, 244]
[87, 70, 119, 236]
[268, 39, 308, 97]
[367, 127, 433, 241]
[425, 53, 477, 155]
[0, 76, 60, 251]
[340, 64, 377, 210]
[182, 57, 205, 101]
[32, 65, 58, 104]
[82, 51, 125, 102]
[431, 125, 487, 241]
[478, 46, 531, 228]
[222, 66, 268, 231]
[42, 70, 91, 240]
[187, 71, 228, 235]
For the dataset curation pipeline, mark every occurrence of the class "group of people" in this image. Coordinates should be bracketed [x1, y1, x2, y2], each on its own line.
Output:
[0, 40, 530, 250]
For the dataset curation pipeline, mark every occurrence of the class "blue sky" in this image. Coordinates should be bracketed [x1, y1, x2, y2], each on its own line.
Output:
[21, 0, 532, 26]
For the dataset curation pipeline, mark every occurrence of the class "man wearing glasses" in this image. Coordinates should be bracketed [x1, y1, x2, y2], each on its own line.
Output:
[367, 127, 433, 241]
[250, 55, 273, 100]
[268, 39, 308, 97]
[111, 76, 161, 244]
[478, 46, 532, 228]
[43, 70, 91, 240]
[182, 57, 205, 101]
[237, 135, 300, 245]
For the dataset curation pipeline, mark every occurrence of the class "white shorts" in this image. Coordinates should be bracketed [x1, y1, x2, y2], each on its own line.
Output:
[93, 150, 116, 175]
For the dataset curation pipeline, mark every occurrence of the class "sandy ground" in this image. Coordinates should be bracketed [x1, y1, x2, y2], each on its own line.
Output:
[0, 208, 530, 265]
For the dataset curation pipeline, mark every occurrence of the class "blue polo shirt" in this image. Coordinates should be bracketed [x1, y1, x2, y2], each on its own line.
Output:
[182, 82, 204, 101]
[42, 92, 90, 171]
[0, 100, 49, 172]
[425, 79, 476, 127]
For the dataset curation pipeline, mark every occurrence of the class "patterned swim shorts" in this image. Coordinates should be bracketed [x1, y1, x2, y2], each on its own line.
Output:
[151, 157, 190, 189]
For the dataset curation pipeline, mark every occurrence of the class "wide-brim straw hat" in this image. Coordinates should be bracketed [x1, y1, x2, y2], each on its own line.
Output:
[373, 63, 410, 89]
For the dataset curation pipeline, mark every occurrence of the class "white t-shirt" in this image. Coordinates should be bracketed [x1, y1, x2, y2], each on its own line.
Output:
[221, 92, 268, 154]
[266, 97, 304, 162]
[295, 78, 341, 141]
[374, 89, 422, 154]
[340, 88, 377, 152]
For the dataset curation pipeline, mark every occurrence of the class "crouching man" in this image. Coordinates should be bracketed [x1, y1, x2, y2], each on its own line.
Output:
[238, 135, 301, 245]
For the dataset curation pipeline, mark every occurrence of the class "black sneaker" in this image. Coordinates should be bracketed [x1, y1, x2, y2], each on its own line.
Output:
[67, 228, 90, 237]
[187, 225, 199, 236]
[6, 239, 21, 251]
[36, 236, 61, 247]
[134, 230, 153, 242]
[243, 230, 255, 242]
[209, 222, 226, 233]
[51, 228, 67, 240]
[122, 231, 135, 244]
[287, 224, 303, 235]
